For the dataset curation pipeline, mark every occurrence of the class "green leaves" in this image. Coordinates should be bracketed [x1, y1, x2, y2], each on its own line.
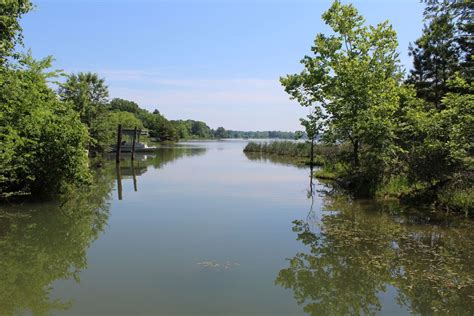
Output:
[281, 0, 402, 195]
[58, 72, 111, 154]
[0, 0, 33, 63]
[0, 56, 90, 199]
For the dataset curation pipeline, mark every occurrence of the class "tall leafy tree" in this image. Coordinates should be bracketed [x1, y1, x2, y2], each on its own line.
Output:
[109, 98, 141, 114]
[0, 0, 33, 64]
[281, 0, 402, 194]
[407, 0, 473, 108]
[423, 0, 473, 81]
[59, 72, 110, 153]
[214, 127, 227, 138]
[406, 13, 460, 107]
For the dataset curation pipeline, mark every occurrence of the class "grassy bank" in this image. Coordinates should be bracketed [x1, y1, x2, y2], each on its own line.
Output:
[244, 142, 473, 216]
[313, 165, 473, 216]
[243, 141, 340, 166]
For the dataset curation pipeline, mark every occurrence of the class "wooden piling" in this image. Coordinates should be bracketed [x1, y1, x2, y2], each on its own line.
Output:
[131, 162, 138, 192]
[131, 126, 138, 161]
[116, 163, 123, 200]
[116, 124, 122, 163]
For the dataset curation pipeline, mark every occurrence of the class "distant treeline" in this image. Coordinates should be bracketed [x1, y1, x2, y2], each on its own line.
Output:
[214, 128, 296, 139]
[110, 99, 296, 141]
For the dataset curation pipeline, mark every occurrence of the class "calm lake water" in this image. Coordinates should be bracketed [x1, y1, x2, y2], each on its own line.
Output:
[1, 140, 473, 315]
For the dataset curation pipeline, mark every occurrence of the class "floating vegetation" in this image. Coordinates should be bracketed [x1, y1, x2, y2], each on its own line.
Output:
[197, 260, 240, 271]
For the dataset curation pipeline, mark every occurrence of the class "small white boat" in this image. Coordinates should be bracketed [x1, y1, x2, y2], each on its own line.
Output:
[113, 141, 158, 153]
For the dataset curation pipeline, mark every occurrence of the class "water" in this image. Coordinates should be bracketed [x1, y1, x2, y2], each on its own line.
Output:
[0, 140, 473, 315]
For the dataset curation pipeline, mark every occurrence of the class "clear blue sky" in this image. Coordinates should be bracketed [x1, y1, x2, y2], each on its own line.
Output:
[21, 0, 425, 131]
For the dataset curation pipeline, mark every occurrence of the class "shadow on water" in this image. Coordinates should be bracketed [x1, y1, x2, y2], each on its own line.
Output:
[276, 173, 474, 315]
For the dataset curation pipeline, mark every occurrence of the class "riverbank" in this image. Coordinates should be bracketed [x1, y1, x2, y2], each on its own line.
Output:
[243, 141, 341, 166]
[313, 167, 473, 216]
[244, 142, 473, 216]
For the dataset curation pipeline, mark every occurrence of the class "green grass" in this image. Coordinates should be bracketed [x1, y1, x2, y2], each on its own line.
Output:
[243, 141, 339, 166]
[438, 186, 474, 216]
[313, 169, 338, 180]
[244, 141, 310, 157]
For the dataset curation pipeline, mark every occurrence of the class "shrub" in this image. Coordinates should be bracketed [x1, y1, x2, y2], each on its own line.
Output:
[0, 57, 90, 199]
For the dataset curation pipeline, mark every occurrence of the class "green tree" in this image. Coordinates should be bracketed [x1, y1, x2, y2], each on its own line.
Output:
[0, 0, 33, 63]
[59, 72, 110, 154]
[281, 0, 402, 195]
[109, 98, 141, 114]
[189, 120, 212, 138]
[0, 56, 90, 198]
[172, 121, 190, 139]
[406, 13, 461, 108]
[107, 111, 144, 142]
[422, 0, 473, 82]
[214, 127, 227, 138]
[299, 108, 325, 165]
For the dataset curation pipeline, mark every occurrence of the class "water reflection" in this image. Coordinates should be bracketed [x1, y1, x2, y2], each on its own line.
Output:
[244, 152, 307, 169]
[114, 146, 206, 200]
[276, 194, 474, 315]
[0, 146, 207, 315]
[0, 169, 113, 315]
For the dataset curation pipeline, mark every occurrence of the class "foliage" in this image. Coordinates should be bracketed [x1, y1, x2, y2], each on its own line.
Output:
[0, 55, 90, 199]
[214, 126, 227, 138]
[107, 111, 143, 130]
[225, 130, 297, 139]
[109, 97, 141, 114]
[110, 98, 179, 141]
[106, 110, 144, 142]
[244, 141, 341, 166]
[171, 119, 213, 139]
[281, 0, 473, 209]
[244, 141, 310, 158]
[281, 0, 403, 195]
[406, 9, 461, 107]
[391, 76, 473, 212]
[422, 0, 473, 82]
[299, 108, 325, 143]
[59, 72, 110, 154]
[0, 0, 33, 63]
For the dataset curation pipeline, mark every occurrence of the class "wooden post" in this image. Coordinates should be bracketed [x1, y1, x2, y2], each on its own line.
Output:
[131, 126, 138, 161]
[131, 162, 138, 192]
[116, 163, 123, 200]
[116, 124, 122, 163]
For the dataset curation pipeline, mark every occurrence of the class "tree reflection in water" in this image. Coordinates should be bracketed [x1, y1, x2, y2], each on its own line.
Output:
[0, 145, 207, 315]
[276, 193, 474, 315]
[0, 168, 113, 315]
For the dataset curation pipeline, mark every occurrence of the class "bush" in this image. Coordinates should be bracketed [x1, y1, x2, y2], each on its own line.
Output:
[0, 57, 90, 199]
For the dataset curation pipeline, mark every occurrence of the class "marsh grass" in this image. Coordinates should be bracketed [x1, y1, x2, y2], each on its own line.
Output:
[243, 141, 340, 166]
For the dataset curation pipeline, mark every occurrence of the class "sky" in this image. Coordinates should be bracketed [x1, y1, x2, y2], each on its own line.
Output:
[21, 0, 425, 131]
